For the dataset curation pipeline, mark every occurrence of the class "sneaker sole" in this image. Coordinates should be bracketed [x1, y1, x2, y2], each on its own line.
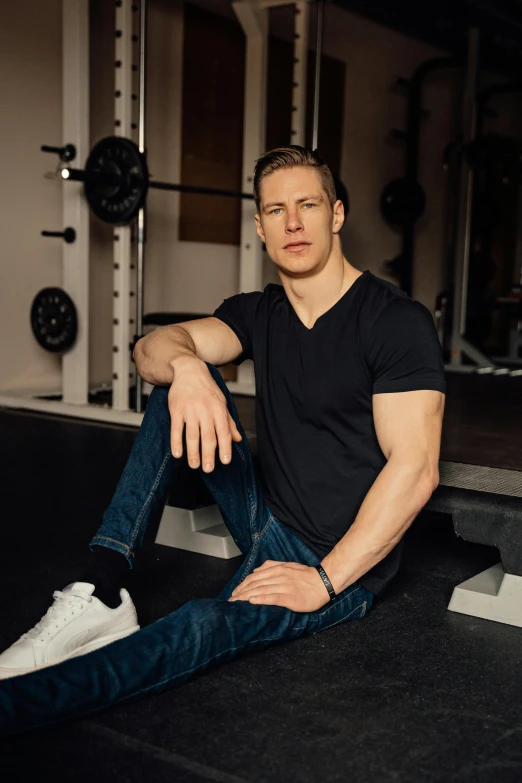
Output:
[0, 624, 140, 680]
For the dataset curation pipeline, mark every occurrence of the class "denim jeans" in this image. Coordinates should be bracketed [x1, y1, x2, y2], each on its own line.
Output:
[0, 365, 374, 736]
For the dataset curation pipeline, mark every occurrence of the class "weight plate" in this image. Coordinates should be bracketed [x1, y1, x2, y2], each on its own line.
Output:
[380, 177, 426, 226]
[84, 136, 149, 224]
[30, 287, 78, 353]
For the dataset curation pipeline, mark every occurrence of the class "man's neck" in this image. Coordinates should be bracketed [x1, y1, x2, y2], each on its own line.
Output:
[280, 253, 363, 330]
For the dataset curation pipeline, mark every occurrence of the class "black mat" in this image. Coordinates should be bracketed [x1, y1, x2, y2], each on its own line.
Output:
[1, 409, 521, 783]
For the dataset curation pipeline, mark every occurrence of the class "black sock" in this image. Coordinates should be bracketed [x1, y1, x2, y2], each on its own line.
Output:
[79, 545, 129, 609]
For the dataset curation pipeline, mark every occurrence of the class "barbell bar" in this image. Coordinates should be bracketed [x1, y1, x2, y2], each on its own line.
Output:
[57, 136, 254, 225]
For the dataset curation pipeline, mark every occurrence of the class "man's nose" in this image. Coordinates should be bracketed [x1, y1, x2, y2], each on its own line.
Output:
[285, 210, 304, 231]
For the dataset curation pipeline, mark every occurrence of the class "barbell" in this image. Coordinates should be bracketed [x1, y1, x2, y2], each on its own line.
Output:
[58, 136, 255, 225]
[54, 136, 350, 225]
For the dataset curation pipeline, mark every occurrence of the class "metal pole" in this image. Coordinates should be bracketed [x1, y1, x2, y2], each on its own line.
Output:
[62, 0, 90, 406]
[138, 0, 147, 154]
[135, 0, 147, 412]
[450, 28, 480, 364]
[113, 0, 134, 411]
[231, 0, 268, 396]
[311, 0, 324, 151]
[291, 1, 309, 146]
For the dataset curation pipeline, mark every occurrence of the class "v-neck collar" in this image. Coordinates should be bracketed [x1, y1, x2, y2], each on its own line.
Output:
[285, 270, 370, 332]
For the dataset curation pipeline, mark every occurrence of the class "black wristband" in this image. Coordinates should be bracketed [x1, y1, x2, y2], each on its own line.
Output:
[315, 564, 336, 602]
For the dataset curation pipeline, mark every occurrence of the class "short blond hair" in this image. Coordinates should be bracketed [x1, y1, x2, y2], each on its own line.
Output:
[253, 146, 336, 210]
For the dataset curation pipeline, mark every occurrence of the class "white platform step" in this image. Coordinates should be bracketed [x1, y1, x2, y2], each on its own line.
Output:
[155, 504, 241, 559]
[448, 562, 522, 628]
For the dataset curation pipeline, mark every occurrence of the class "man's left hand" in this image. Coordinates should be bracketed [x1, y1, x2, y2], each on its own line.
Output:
[228, 560, 330, 613]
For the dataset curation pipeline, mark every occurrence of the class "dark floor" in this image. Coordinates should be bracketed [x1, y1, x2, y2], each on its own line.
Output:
[1, 386, 521, 782]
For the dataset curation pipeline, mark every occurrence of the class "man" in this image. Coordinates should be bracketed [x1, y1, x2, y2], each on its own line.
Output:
[0, 147, 445, 735]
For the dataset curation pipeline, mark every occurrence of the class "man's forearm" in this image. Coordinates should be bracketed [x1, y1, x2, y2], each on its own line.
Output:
[321, 458, 438, 594]
[134, 326, 203, 385]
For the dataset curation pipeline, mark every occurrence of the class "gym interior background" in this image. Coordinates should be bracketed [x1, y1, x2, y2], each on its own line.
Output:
[1, 0, 522, 780]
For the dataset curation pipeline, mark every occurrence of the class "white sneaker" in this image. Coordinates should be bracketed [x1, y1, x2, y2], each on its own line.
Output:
[0, 582, 140, 680]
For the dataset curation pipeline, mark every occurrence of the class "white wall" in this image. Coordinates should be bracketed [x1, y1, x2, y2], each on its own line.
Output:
[0, 0, 63, 391]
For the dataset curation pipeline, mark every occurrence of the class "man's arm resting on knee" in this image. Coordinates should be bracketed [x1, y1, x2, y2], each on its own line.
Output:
[133, 317, 243, 386]
[321, 389, 444, 594]
[229, 460, 438, 612]
[320, 456, 438, 595]
[133, 318, 244, 472]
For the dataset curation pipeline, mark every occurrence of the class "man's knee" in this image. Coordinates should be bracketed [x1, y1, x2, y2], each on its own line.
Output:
[148, 384, 169, 406]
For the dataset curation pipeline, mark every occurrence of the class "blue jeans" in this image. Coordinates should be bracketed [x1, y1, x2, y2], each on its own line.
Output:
[0, 365, 374, 736]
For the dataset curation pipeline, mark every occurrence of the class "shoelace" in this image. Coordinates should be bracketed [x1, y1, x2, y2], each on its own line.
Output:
[20, 589, 94, 642]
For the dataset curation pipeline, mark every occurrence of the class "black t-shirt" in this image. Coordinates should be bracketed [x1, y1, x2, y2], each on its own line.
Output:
[213, 270, 446, 596]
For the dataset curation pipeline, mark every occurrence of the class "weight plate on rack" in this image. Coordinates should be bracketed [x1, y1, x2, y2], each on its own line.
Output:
[380, 177, 426, 226]
[30, 287, 78, 353]
[84, 136, 149, 224]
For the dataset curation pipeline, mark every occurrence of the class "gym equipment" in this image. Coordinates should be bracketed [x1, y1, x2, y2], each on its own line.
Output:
[60, 135, 255, 226]
[447, 30, 501, 372]
[380, 177, 426, 226]
[311, 0, 324, 151]
[157, 459, 242, 558]
[53, 0, 345, 416]
[135, 0, 147, 414]
[2, 0, 313, 426]
[55, 128, 257, 414]
[425, 461, 522, 628]
[40, 143, 76, 162]
[41, 227, 76, 244]
[30, 287, 78, 353]
[442, 30, 522, 375]
[382, 55, 463, 295]
[309, 3, 350, 220]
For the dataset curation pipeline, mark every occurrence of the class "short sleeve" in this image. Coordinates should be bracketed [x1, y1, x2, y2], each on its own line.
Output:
[367, 298, 446, 395]
[213, 292, 262, 364]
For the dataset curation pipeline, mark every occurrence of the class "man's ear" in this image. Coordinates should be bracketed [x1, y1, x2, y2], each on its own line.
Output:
[255, 214, 266, 243]
[332, 199, 345, 235]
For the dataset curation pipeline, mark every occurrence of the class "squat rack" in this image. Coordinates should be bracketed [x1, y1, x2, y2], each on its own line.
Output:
[446, 27, 522, 377]
[0, 0, 324, 427]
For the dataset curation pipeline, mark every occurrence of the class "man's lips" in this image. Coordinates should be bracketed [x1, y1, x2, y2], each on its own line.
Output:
[284, 242, 311, 251]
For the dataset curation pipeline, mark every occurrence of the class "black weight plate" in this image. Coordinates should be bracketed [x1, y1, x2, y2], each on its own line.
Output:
[380, 177, 426, 226]
[84, 136, 148, 224]
[30, 287, 78, 353]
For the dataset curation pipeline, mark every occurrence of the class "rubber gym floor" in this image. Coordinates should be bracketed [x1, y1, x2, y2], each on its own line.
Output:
[1, 373, 521, 783]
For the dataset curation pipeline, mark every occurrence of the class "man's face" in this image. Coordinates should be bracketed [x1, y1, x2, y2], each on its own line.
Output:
[255, 167, 344, 278]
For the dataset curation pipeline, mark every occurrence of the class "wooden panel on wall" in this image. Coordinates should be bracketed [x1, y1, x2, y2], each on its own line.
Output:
[179, 4, 245, 245]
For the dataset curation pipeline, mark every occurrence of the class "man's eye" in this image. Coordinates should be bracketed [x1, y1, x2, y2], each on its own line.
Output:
[303, 203, 314, 209]
[271, 208, 282, 215]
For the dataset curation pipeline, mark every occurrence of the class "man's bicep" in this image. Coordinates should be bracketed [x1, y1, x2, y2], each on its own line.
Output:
[372, 389, 445, 474]
[177, 317, 244, 366]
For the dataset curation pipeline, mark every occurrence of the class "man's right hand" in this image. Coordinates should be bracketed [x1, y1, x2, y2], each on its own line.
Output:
[168, 357, 242, 473]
